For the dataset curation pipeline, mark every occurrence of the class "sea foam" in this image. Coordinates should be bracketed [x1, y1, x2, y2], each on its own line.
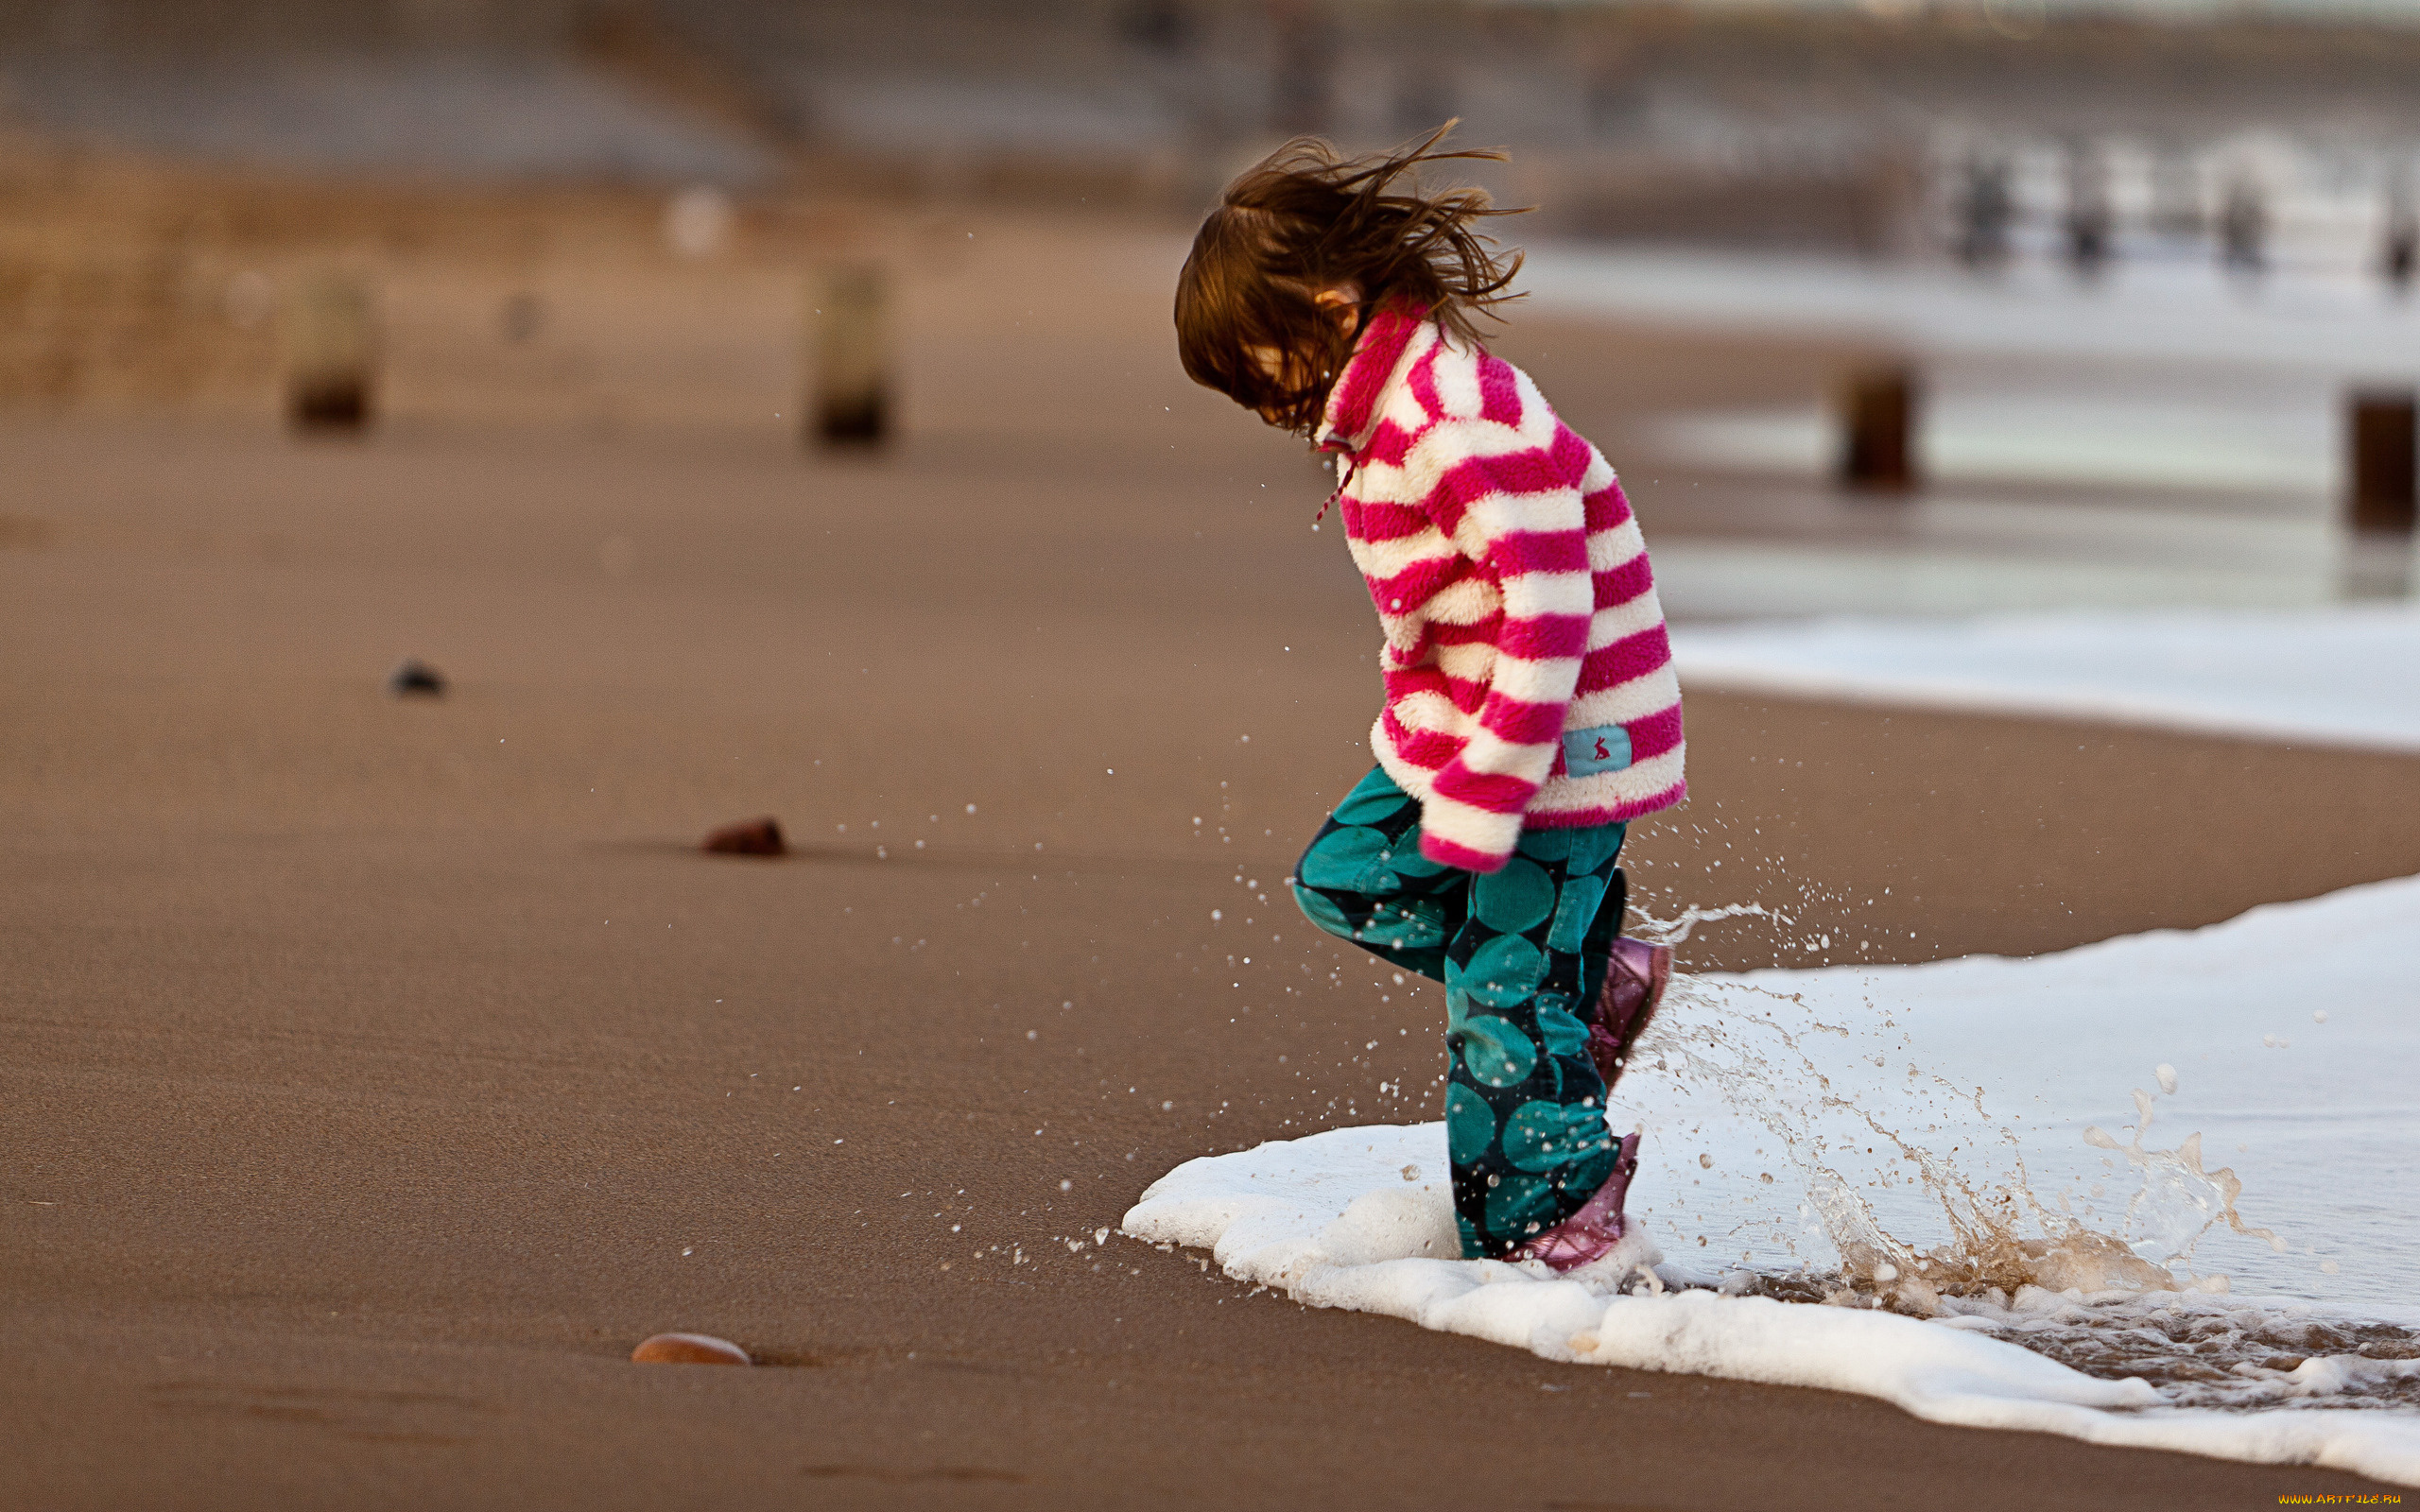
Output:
[1125, 874, 2420, 1484]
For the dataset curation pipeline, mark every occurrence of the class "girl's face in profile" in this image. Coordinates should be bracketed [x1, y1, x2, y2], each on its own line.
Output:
[1241, 284, 1363, 429]
[1243, 345, 1297, 427]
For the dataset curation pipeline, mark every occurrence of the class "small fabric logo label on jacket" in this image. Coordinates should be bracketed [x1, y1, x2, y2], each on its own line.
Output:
[1562, 725, 1634, 778]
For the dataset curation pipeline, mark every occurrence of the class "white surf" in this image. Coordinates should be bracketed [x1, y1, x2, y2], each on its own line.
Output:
[1668, 605, 2420, 752]
[1124, 874, 2420, 1486]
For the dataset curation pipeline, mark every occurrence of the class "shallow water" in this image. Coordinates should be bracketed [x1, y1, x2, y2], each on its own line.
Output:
[1612, 877, 2420, 1415]
[1126, 876, 2420, 1477]
[1520, 242, 2420, 377]
[1651, 391, 2336, 495]
[1123, 1116, 2420, 1481]
[1617, 877, 2420, 1316]
[1667, 608, 2420, 749]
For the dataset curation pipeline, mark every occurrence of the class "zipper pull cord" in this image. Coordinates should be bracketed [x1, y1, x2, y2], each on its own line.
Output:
[1315, 454, 1357, 526]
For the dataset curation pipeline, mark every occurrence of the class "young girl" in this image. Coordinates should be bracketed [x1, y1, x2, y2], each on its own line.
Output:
[1175, 131, 1685, 1274]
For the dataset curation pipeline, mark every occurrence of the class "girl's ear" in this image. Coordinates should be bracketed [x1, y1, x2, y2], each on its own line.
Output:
[1314, 282, 1363, 341]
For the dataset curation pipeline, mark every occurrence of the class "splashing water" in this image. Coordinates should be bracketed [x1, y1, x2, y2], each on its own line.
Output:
[1123, 877, 2420, 1457]
[1616, 961, 2420, 1412]
[2083, 1086, 2285, 1270]
[1628, 900, 1790, 950]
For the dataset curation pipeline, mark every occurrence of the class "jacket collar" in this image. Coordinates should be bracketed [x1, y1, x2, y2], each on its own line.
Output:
[1313, 300, 1426, 456]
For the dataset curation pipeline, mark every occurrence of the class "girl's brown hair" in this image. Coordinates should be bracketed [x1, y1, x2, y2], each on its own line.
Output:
[1174, 125, 1525, 436]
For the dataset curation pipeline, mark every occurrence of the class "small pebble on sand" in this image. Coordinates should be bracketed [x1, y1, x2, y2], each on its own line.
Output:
[631, 1332, 751, 1366]
[387, 658, 445, 697]
[702, 817, 786, 857]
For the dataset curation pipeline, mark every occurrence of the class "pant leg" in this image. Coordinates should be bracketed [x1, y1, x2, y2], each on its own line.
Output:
[1443, 820, 1631, 1260]
[1288, 766, 1469, 985]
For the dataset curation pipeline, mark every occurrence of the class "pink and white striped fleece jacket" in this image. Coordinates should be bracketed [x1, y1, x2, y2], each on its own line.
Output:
[1314, 302, 1685, 873]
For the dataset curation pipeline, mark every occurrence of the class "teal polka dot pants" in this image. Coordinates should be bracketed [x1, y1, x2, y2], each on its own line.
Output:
[1290, 765, 1630, 1261]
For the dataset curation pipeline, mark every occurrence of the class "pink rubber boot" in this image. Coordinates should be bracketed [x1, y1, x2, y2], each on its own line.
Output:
[1512, 1131, 1642, 1273]
[1585, 937, 1671, 1091]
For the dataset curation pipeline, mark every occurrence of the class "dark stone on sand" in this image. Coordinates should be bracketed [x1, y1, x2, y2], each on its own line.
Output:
[291, 375, 372, 432]
[631, 1332, 751, 1366]
[388, 659, 445, 696]
[702, 817, 786, 857]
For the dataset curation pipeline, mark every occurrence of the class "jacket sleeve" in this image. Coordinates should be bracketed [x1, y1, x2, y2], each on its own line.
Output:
[1413, 415, 1593, 873]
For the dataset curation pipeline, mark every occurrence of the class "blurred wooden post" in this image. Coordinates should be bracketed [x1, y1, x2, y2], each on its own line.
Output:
[2382, 182, 2418, 294]
[809, 265, 888, 448]
[1838, 365, 1918, 493]
[2064, 142, 2114, 278]
[2219, 180, 2267, 274]
[1955, 157, 2013, 269]
[283, 269, 375, 432]
[2345, 388, 2417, 599]
[2348, 388, 2417, 536]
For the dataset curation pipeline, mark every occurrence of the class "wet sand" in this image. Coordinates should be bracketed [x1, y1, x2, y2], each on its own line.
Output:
[7, 215, 2418, 1508]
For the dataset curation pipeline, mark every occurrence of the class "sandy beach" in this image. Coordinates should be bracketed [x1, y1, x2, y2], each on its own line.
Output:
[6, 203, 2417, 1508]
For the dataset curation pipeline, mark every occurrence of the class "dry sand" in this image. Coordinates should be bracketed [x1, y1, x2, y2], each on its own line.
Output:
[5, 205, 2416, 1510]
